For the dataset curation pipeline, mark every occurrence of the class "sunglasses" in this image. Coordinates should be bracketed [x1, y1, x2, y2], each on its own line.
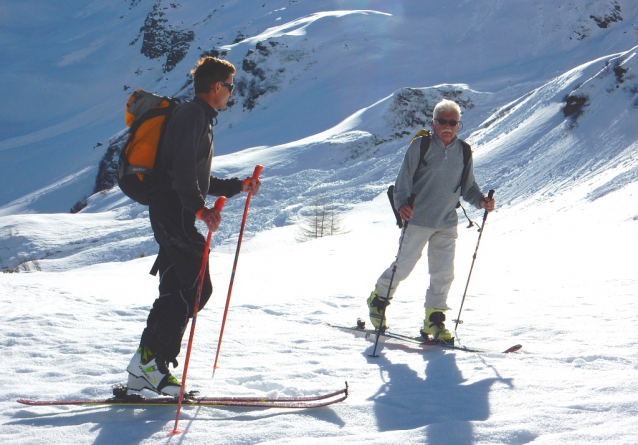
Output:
[219, 81, 234, 93]
[433, 117, 460, 126]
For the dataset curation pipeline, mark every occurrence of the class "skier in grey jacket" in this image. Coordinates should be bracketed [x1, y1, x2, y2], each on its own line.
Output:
[367, 99, 495, 341]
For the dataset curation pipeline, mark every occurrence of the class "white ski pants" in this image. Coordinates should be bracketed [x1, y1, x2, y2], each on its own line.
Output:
[375, 224, 458, 310]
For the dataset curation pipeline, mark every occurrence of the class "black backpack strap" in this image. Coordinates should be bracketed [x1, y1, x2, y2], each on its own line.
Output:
[388, 132, 431, 228]
[455, 139, 472, 193]
[149, 256, 160, 276]
[408, 133, 431, 206]
[460, 140, 471, 170]
[387, 185, 403, 228]
[454, 139, 477, 228]
[456, 140, 480, 230]
[417, 133, 431, 171]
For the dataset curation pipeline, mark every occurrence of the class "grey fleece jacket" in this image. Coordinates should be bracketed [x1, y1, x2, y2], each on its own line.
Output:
[392, 133, 484, 229]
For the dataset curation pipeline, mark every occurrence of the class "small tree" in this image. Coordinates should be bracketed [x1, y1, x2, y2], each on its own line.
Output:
[296, 199, 347, 242]
[15, 256, 42, 272]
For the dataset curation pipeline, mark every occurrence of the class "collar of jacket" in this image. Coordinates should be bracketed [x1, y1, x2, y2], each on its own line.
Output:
[431, 132, 459, 146]
[193, 96, 219, 124]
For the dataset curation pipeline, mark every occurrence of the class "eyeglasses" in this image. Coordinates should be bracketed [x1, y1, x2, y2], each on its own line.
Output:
[433, 117, 460, 126]
[219, 81, 234, 94]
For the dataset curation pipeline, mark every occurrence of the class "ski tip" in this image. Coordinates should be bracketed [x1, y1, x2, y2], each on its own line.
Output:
[503, 344, 523, 353]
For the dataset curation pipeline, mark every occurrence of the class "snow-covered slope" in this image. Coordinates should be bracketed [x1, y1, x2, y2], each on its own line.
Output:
[1, 42, 637, 272]
[2, 2, 638, 443]
[471, 45, 638, 207]
[1, 0, 637, 213]
[1, 182, 637, 445]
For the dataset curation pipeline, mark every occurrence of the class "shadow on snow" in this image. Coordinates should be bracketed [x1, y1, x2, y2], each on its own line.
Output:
[365, 342, 513, 445]
[10, 402, 345, 445]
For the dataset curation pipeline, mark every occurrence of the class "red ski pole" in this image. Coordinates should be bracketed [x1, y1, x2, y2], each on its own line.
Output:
[171, 196, 227, 435]
[212, 165, 263, 377]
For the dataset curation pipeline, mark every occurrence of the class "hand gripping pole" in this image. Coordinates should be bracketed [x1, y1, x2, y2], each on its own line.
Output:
[171, 196, 227, 435]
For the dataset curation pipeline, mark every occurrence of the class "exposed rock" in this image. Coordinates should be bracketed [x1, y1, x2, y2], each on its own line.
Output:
[573, 25, 589, 41]
[234, 40, 291, 110]
[613, 62, 628, 84]
[233, 32, 248, 44]
[384, 87, 475, 136]
[131, 1, 195, 73]
[563, 93, 589, 119]
[590, 2, 623, 28]
[93, 134, 128, 195]
[200, 48, 228, 59]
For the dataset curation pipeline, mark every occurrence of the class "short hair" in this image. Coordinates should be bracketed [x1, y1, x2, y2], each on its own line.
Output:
[433, 99, 461, 119]
[191, 57, 236, 94]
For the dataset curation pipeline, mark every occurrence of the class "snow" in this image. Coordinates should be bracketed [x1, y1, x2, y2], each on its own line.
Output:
[1, 0, 638, 443]
[1, 187, 637, 444]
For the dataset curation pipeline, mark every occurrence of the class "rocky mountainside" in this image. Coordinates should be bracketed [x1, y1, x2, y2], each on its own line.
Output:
[0, 0, 636, 218]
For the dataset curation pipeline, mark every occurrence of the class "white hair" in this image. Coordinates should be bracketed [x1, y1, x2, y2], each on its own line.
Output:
[433, 99, 461, 119]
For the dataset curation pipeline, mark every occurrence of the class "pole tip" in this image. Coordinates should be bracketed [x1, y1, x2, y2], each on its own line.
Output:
[169, 430, 182, 435]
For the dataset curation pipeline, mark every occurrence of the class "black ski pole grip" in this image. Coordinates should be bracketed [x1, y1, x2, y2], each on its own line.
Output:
[407, 194, 416, 208]
[483, 189, 495, 221]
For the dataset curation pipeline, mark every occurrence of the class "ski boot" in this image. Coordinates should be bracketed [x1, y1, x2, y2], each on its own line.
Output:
[420, 308, 453, 342]
[367, 286, 391, 331]
[126, 344, 182, 396]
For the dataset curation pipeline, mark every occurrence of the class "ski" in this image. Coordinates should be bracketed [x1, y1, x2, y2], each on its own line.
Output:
[328, 322, 522, 354]
[17, 382, 348, 409]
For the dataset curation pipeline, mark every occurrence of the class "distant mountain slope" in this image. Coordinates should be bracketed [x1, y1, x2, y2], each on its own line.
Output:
[470, 45, 638, 206]
[0, 0, 637, 213]
[2, 43, 637, 272]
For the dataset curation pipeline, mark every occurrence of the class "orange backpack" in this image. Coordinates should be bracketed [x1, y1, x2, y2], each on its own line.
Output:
[117, 90, 180, 205]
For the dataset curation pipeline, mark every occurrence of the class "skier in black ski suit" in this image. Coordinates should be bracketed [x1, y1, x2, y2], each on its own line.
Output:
[127, 57, 261, 396]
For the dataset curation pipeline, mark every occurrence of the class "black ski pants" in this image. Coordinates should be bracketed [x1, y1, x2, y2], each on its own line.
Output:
[142, 191, 213, 365]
